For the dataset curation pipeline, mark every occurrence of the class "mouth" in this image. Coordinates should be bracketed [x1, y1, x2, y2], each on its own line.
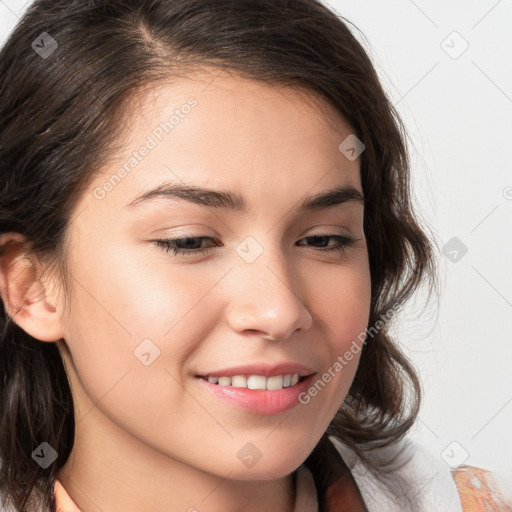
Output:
[197, 373, 311, 391]
[195, 372, 317, 415]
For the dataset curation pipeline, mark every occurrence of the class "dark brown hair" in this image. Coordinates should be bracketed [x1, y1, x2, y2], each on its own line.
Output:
[0, 1, 437, 510]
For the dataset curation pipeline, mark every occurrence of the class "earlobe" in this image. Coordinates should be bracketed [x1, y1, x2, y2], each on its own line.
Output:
[0, 232, 65, 343]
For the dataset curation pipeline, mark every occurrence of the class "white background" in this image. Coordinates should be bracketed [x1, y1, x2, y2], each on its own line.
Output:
[1, 0, 511, 480]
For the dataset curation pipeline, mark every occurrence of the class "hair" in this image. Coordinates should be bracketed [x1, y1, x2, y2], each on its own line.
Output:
[0, 0, 437, 510]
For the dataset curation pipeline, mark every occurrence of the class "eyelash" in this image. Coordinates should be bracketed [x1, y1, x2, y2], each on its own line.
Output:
[153, 234, 357, 257]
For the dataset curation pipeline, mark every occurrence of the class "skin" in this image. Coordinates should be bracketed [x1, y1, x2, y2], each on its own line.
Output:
[0, 69, 371, 512]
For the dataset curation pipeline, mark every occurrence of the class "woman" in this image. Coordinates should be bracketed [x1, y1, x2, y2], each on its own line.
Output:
[0, 1, 510, 511]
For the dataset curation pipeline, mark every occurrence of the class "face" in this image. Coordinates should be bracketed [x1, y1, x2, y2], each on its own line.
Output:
[55, 69, 371, 480]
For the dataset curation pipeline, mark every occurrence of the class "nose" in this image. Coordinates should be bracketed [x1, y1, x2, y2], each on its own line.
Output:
[225, 250, 313, 341]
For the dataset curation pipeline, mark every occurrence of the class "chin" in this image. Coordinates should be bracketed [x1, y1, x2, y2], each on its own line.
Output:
[224, 460, 303, 481]
[224, 443, 313, 481]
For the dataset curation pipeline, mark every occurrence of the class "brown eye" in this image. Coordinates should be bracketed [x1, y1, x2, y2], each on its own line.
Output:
[296, 234, 356, 255]
[154, 236, 221, 256]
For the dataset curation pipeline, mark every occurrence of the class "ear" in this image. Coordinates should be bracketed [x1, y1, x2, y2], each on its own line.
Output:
[0, 232, 66, 342]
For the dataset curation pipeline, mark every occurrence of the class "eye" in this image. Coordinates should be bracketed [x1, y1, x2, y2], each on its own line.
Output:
[153, 236, 221, 256]
[296, 234, 357, 255]
[152, 233, 357, 257]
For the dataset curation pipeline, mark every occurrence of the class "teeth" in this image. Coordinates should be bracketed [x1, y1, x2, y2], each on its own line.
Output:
[231, 375, 247, 387]
[205, 373, 301, 390]
[247, 375, 266, 389]
[266, 375, 283, 390]
[218, 376, 231, 386]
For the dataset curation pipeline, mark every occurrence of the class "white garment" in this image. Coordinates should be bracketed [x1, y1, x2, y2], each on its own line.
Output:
[294, 435, 464, 512]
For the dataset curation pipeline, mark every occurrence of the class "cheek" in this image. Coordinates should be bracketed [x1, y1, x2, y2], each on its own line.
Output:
[60, 242, 233, 414]
[292, 259, 371, 420]
[331, 271, 371, 393]
[59, 269, 207, 447]
[312, 258, 372, 352]
[67, 240, 221, 344]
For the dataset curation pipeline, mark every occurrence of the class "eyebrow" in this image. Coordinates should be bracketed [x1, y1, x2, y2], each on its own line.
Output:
[124, 182, 365, 212]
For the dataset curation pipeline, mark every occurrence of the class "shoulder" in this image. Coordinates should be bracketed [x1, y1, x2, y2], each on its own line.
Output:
[452, 464, 512, 512]
[327, 435, 512, 512]
[328, 435, 462, 511]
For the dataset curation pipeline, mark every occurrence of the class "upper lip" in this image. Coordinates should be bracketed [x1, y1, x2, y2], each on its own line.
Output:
[196, 362, 316, 378]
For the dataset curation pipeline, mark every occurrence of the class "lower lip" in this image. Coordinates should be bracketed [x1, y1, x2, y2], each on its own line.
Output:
[196, 375, 315, 415]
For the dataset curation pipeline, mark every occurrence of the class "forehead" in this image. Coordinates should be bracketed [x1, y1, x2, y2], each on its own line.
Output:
[75, 69, 362, 219]
[129, 68, 349, 136]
